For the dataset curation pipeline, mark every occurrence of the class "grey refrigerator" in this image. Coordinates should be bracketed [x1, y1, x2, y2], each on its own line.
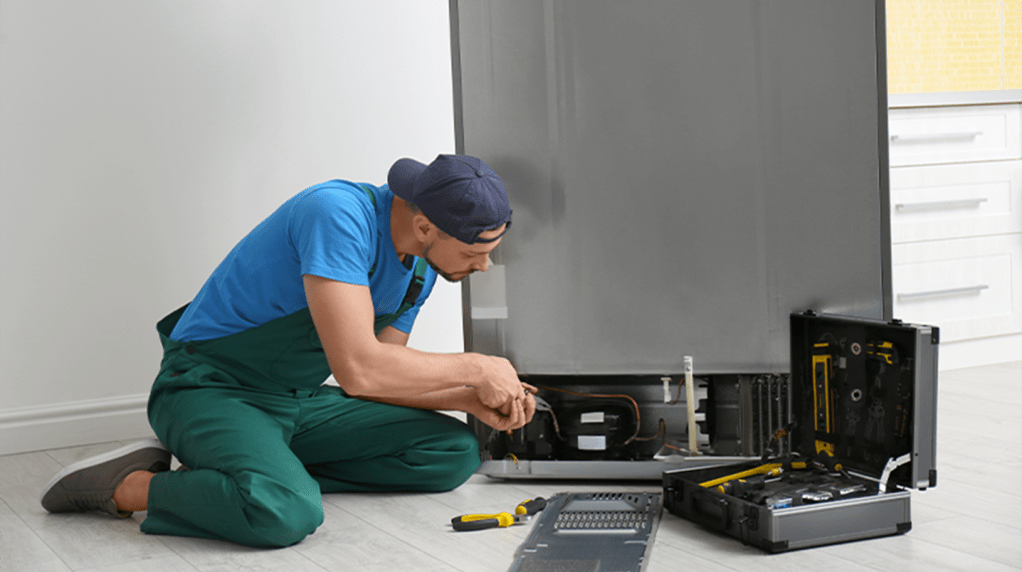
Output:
[450, 0, 895, 478]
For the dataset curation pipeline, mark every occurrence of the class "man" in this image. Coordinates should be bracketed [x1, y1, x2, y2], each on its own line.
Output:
[40, 154, 536, 547]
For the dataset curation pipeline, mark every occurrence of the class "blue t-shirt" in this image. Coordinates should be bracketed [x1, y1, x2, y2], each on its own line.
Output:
[169, 181, 436, 341]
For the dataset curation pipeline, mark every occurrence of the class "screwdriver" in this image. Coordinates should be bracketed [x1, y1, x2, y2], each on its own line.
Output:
[451, 512, 526, 531]
[815, 450, 850, 478]
[451, 497, 547, 531]
[516, 497, 547, 516]
[716, 472, 779, 496]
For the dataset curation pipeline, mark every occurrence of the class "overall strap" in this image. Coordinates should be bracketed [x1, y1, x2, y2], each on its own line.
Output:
[358, 183, 378, 207]
[358, 184, 380, 278]
[357, 183, 429, 334]
[374, 257, 428, 335]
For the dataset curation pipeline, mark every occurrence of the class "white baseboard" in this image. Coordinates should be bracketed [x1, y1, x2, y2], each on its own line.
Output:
[0, 394, 155, 455]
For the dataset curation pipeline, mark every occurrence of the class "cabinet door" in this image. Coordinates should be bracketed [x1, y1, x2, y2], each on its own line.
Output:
[892, 235, 1022, 342]
[890, 160, 1022, 243]
[888, 104, 1022, 167]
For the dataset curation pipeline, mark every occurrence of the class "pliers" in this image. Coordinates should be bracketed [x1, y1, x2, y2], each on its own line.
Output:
[451, 497, 547, 531]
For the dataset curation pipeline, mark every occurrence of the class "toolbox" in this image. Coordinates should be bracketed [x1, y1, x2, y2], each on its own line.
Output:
[663, 311, 938, 553]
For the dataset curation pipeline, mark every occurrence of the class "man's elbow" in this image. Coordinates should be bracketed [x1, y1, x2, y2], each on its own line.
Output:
[328, 347, 380, 398]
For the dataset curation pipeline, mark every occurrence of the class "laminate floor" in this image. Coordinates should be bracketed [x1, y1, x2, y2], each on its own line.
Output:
[2, 362, 1019, 571]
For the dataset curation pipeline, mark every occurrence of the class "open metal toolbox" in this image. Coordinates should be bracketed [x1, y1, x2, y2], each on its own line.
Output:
[663, 311, 939, 552]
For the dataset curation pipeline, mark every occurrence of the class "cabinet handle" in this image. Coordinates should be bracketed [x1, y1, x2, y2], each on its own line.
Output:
[890, 131, 983, 143]
[897, 285, 989, 300]
[895, 198, 988, 211]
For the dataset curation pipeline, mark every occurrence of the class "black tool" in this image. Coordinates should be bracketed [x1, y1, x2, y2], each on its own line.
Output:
[517, 497, 547, 516]
[760, 421, 796, 463]
[815, 449, 850, 478]
[717, 474, 776, 497]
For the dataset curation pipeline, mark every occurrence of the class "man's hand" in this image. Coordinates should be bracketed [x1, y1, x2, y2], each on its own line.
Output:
[522, 381, 538, 424]
[463, 384, 538, 431]
[474, 356, 530, 414]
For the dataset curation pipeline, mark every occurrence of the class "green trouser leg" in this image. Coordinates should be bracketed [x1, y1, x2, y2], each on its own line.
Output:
[291, 386, 479, 493]
[144, 384, 323, 548]
[142, 305, 480, 548]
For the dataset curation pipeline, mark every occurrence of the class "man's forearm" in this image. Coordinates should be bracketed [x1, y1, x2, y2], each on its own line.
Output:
[356, 385, 531, 432]
[305, 275, 523, 412]
[336, 342, 493, 400]
[357, 385, 471, 411]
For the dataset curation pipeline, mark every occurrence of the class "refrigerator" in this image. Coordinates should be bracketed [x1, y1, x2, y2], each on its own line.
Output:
[450, 0, 892, 478]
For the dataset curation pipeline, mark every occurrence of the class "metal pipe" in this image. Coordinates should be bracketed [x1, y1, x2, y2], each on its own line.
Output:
[767, 376, 774, 452]
[757, 376, 766, 456]
[684, 356, 696, 454]
[785, 375, 793, 456]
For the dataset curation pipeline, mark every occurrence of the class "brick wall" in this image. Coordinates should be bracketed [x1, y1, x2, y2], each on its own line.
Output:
[886, 0, 1022, 93]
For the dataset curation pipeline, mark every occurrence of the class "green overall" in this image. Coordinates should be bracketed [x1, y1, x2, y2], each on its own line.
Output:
[142, 259, 479, 548]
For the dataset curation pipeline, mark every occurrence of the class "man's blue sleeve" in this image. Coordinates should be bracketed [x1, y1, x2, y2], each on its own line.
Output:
[289, 185, 375, 286]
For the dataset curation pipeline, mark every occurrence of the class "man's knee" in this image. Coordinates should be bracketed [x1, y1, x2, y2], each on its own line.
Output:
[424, 422, 481, 492]
[245, 484, 324, 547]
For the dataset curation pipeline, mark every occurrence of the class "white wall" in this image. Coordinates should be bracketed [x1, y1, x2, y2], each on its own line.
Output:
[0, 0, 463, 454]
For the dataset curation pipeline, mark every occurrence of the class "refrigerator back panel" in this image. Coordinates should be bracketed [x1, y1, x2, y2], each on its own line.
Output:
[452, 0, 890, 374]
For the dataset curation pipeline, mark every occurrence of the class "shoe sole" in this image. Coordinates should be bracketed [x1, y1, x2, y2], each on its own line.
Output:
[39, 438, 169, 506]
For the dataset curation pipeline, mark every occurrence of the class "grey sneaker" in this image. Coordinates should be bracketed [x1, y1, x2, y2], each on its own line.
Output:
[40, 439, 171, 518]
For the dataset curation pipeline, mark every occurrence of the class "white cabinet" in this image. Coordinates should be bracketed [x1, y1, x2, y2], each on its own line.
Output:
[892, 235, 1020, 341]
[889, 100, 1022, 370]
[888, 104, 1021, 166]
[890, 160, 1022, 242]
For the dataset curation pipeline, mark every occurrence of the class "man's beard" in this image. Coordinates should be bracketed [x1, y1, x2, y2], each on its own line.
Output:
[422, 243, 463, 283]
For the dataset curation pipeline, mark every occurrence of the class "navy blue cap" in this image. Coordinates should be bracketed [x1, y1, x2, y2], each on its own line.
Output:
[388, 154, 512, 244]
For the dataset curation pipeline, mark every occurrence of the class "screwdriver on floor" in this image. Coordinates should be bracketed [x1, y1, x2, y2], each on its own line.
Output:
[451, 497, 547, 531]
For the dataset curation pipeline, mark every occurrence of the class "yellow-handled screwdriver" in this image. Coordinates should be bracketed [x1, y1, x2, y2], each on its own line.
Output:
[516, 497, 547, 516]
[451, 497, 547, 532]
[451, 511, 526, 531]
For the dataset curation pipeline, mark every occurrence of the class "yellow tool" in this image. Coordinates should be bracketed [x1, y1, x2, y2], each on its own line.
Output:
[699, 460, 808, 490]
[815, 449, 849, 478]
[700, 465, 785, 489]
[812, 342, 836, 455]
[716, 473, 775, 496]
[451, 497, 547, 531]
[515, 497, 547, 515]
[866, 340, 898, 365]
[451, 512, 525, 531]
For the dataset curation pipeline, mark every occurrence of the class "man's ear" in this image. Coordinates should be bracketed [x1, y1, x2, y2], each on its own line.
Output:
[411, 213, 434, 242]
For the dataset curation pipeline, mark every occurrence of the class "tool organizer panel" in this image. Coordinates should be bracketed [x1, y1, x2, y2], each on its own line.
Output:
[509, 492, 662, 572]
[663, 311, 938, 553]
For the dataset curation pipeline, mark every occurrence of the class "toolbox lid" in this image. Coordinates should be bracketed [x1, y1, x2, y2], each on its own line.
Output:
[789, 311, 938, 491]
